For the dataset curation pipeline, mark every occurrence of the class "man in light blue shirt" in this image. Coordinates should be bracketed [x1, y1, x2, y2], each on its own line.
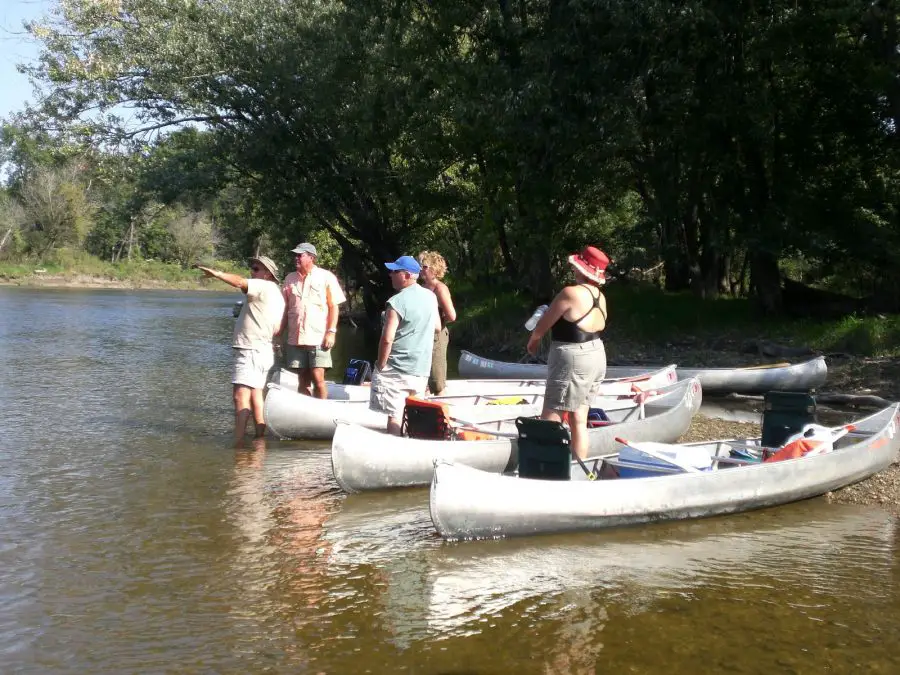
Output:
[369, 255, 439, 435]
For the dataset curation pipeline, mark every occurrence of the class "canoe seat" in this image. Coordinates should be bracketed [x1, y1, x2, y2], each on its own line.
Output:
[761, 391, 816, 449]
[515, 417, 571, 481]
[401, 397, 452, 440]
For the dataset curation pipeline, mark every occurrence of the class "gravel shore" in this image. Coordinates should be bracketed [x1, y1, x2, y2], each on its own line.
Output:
[676, 397, 900, 517]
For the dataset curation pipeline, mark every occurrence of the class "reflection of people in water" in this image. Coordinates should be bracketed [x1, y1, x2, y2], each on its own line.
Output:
[228, 437, 340, 657]
[234, 437, 268, 469]
[542, 592, 606, 675]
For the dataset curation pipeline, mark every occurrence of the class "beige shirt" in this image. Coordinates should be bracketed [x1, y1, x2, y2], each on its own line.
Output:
[282, 266, 347, 346]
[233, 278, 286, 350]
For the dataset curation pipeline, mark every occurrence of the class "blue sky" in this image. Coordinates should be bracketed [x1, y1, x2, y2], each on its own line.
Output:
[1, 0, 52, 120]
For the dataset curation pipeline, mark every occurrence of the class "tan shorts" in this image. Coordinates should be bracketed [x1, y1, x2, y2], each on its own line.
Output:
[369, 365, 428, 419]
[543, 338, 607, 412]
[285, 344, 332, 370]
[232, 347, 276, 389]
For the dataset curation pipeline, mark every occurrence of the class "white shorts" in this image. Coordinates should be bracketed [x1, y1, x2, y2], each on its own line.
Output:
[369, 366, 428, 418]
[232, 347, 275, 389]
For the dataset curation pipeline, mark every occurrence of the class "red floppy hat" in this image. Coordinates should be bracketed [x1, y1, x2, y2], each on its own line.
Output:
[567, 246, 610, 284]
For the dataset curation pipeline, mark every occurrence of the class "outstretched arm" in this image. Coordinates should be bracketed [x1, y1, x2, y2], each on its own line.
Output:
[196, 266, 249, 293]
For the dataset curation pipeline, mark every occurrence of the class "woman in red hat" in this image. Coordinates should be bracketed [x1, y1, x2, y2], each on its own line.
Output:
[526, 246, 610, 460]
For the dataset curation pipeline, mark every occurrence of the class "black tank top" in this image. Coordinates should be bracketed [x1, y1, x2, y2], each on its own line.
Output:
[550, 285, 606, 343]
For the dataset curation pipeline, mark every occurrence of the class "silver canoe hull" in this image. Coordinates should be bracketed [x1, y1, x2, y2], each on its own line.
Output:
[265, 365, 679, 440]
[332, 377, 702, 492]
[430, 405, 900, 540]
[264, 382, 542, 440]
[458, 350, 828, 395]
[270, 364, 678, 402]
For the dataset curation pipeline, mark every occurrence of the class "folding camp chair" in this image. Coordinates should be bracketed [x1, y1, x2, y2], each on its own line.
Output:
[760, 391, 817, 449]
[400, 397, 453, 440]
[515, 417, 572, 481]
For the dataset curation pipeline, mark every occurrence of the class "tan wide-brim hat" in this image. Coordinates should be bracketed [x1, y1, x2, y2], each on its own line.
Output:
[249, 255, 280, 281]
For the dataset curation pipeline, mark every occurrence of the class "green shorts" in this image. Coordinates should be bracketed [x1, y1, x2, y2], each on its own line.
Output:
[285, 344, 333, 370]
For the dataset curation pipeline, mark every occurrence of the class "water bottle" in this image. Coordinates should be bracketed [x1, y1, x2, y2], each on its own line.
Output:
[524, 304, 549, 331]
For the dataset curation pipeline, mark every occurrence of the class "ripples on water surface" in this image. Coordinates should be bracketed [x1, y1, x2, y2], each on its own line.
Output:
[1, 287, 899, 674]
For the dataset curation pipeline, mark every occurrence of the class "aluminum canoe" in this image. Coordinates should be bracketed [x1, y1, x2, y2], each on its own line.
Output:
[265, 365, 679, 440]
[331, 377, 702, 492]
[458, 350, 827, 395]
[429, 404, 900, 540]
[269, 363, 677, 402]
[264, 383, 545, 440]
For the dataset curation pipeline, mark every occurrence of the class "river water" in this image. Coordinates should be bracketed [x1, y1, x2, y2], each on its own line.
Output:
[1, 286, 899, 674]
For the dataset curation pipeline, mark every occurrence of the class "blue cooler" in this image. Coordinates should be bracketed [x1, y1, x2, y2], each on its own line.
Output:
[617, 443, 713, 478]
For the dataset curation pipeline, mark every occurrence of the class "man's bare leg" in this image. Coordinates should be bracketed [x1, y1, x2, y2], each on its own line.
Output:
[233, 384, 253, 446]
[298, 369, 313, 396]
[386, 416, 403, 436]
[310, 367, 328, 399]
[250, 387, 266, 437]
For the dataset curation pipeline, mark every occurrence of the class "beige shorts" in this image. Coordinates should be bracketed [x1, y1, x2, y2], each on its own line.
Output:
[543, 338, 607, 412]
[369, 366, 428, 418]
[232, 347, 276, 389]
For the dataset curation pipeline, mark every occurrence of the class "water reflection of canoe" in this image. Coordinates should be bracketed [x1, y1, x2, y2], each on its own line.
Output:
[458, 350, 828, 395]
[430, 404, 900, 540]
[331, 378, 701, 492]
[265, 365, 679, 440]
[269, 364, 677, 402]
[324, 492, 895, 639]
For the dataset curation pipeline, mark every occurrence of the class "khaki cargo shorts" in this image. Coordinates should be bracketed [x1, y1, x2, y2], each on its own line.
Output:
[232, 347, 276, 389]
[543, 338, 607, 412]
[369, 365, 428, 418]
[285, 344, 332, 370]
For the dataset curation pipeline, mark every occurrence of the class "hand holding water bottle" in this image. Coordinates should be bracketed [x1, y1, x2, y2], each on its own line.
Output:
[524, 304, 549, 331]
[525, 304, 550, 356]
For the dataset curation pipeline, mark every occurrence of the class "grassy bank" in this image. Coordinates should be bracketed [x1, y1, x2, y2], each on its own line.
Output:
[451, 281, 900, 360]
[5, 253, 900, 359]
[0, 250, 243, 290]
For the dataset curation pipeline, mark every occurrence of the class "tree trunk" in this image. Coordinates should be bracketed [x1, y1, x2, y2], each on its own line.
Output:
[0, 227, 12, 253]
[749, 250, 782, 314]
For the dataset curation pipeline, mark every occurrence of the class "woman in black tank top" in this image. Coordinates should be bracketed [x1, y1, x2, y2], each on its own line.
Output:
[525, 246, 610, 460]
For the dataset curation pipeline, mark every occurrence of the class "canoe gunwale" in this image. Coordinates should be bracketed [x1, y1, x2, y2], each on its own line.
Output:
[331, 378, 702, 492]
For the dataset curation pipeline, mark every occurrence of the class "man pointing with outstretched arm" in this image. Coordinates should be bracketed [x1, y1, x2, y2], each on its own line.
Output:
[197, 255, 285, 445]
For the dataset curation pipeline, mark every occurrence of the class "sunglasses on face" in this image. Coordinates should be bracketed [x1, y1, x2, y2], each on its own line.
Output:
[251, 266, 262, 273]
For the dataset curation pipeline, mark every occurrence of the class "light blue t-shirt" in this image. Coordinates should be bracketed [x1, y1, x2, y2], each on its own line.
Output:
[386, 284, 439, 376]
